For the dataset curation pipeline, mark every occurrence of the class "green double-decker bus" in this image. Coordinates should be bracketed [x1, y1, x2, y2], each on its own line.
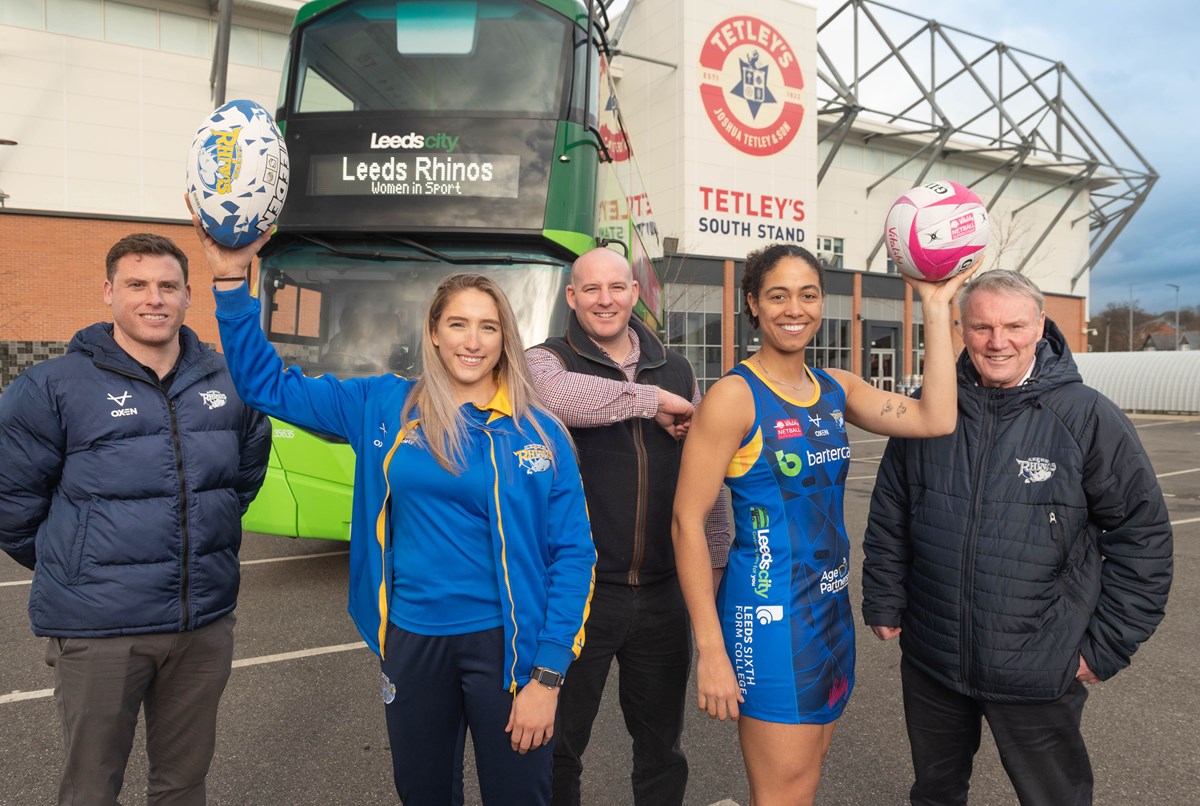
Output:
[243, 0, 663, 540]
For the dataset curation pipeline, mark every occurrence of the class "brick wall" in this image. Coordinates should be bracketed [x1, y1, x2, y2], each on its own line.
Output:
[0, 211, 258, 390]
[0, 211, 230, 345]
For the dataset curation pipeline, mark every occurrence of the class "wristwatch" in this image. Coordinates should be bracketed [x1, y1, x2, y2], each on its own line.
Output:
[530, 666, 565, 690]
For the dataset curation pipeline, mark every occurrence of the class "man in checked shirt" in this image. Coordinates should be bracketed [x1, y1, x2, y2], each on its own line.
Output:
[528, 247, 730, 806]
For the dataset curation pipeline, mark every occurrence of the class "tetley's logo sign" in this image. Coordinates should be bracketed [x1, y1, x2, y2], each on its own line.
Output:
[698, 16, 805, 157]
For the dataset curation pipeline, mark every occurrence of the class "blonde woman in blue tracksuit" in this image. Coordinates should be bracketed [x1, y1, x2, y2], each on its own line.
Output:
[192, 224, 596, 805]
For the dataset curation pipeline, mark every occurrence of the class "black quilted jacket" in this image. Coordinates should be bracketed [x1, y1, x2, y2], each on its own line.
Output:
[0, 323, 271, 637]
[862, 319, 1172, 702]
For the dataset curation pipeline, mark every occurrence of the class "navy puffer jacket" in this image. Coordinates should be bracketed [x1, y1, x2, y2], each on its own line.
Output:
[0, 323, 271, 637]
[862, 319, 1172, 701]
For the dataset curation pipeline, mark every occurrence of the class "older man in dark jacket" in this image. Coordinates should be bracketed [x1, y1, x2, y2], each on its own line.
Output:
[863, 270, 1172, 806]
[0, 233, 271, 806]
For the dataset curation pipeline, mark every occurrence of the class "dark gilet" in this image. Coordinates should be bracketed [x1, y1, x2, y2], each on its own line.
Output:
[540, 312, 695, 586]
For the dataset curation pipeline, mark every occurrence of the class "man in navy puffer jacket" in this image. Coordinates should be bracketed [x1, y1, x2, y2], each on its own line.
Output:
[863, 270, 1172, 806]
[0, 233, 271, 806]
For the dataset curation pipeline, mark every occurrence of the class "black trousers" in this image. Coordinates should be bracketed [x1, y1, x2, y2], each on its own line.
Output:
[551, 578, 691, 806]
[381, 624, 552, 806]
[902, 655, 1093, 806]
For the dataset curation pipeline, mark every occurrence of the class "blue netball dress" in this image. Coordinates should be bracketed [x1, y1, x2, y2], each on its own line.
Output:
[717, 361, 855, 724]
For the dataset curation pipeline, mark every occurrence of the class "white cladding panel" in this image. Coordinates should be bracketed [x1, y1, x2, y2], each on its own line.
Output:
[1073, 352, 1200, 414]
[0, 20, 280, 218]
[618, 0, 818, 260]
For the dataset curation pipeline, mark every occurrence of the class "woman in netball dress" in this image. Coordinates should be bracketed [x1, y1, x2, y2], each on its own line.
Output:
[672, 243, 975, 805]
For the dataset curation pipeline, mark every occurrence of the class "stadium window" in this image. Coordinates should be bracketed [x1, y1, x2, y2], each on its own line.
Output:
[263, 31, 289, 69]
[105, 2, 156, 49]
[817, 236, 844, 269]
[46, 0, 100, 39]
[665, 282, 723, 391]
[806, 317, 852, 371]
[160, 10, 210, 58]
[0, 0, 45, 28]
[230, 24, 260, 66]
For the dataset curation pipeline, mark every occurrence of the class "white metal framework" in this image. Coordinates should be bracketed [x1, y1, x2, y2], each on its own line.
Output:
[815, 0, 1155, 289]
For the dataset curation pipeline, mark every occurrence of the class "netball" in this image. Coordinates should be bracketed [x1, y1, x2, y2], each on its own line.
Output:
[885, 180, 990, 281]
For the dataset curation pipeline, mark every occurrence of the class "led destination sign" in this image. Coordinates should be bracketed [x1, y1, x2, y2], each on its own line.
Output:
[310, 153, 520, 198]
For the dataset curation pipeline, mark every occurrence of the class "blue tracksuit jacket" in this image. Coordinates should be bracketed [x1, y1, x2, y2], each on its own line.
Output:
[213, 284, 595, 689]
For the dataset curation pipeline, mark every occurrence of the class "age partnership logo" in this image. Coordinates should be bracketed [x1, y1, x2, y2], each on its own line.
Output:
[698, 16, 805, 157]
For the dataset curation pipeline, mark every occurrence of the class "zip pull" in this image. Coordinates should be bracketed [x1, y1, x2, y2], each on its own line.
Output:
[1049, 511, 1057, 524]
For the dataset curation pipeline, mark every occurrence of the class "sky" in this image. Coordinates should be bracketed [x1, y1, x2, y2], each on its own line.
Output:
[610, 0, 1199, 316]
[828, 0, 1199, 316]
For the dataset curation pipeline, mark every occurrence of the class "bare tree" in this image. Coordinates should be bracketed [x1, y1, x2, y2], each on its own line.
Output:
[987, 211, 1052, 276]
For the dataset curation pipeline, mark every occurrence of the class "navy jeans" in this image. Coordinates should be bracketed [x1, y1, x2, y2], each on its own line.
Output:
[381, 624, 553, 806]
[902, 655, 1093, 806]
[552, 577, 691, 806]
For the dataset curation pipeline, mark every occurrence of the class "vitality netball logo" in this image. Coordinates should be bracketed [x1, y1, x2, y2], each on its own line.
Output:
[698, 16, 805, 157]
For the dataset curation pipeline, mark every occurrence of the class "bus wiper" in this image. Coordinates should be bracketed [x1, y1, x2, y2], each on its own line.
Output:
[382, 236, 565, 267]
[298, 235, 428, 262]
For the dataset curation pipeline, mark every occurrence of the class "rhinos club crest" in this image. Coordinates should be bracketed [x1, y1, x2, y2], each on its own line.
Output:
[1016, 457, 1056, 484]
[515, 444, 552, 475]
[698, 15, 806, 157]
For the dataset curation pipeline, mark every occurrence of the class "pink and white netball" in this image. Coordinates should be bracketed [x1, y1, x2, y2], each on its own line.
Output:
[885, 180, 989, 281]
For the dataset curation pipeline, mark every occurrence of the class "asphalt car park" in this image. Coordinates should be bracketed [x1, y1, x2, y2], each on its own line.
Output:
[2, 416, 1197, 805]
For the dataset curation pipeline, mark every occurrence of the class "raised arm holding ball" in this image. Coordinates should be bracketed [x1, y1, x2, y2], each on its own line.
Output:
[671, 238, 976, 806]
[189, 204, 596, 806]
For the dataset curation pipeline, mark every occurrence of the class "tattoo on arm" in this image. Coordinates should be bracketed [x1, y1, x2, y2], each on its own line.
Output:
[880, 400, 894, 416]
[896, 402, 908, 418]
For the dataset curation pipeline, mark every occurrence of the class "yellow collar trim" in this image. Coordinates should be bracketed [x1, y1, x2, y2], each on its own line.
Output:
[476, 380, 514, 423]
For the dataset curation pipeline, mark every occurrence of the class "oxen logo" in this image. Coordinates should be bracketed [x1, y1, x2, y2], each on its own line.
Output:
[699, 16, 806, 156]
[515, 444, 552, 475]
[1016, 457, 1056, 483]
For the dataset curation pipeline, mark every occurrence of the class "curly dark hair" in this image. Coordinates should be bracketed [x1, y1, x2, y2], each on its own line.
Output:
[741, 243, 824, 329]
[105, 233, 189, 283]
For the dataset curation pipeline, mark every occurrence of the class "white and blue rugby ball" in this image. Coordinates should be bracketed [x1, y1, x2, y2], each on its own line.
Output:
[186, 99, 289, 248]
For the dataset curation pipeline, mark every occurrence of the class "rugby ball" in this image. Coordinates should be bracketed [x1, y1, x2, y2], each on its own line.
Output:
[884, 180, 989, 281]
[186, 99, 289, 248]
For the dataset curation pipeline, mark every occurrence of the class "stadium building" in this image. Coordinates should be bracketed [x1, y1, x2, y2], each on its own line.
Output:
[0, 0, 1154, 390]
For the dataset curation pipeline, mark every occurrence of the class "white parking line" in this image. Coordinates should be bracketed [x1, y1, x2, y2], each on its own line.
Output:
[0, 641, 370, 705]
[240, 550, 348, 566]
[231, 641, 367, 669]
[0, 688, 52, 704]
[0, 551, 349, 589]
[1157, 467, 1200, 478]
[1171, 517, 1200, 526]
